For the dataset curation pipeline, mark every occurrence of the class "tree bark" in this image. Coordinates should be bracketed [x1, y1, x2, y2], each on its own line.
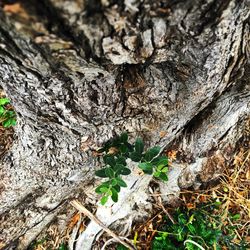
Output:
[0, 0, 249, 249]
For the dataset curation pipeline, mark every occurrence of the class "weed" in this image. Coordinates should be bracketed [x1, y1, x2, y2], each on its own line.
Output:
[0, 98, 16, 127]
[152, 201, 249, 250]
[95, 133, 169, 205]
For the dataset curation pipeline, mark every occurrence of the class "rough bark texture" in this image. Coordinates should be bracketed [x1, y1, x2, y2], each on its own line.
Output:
[0, 0, 249, 249]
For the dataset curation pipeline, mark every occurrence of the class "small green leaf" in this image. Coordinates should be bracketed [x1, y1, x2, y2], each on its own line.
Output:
[111, 179, 118, 186]
[231, 214, 240, 220]
[104, 155, 116, 167]
[119, 144, 128, 154]
[105, 167, 115, 178]
[113, 185, 121, 192]
[95, 168, 108, 178]
[153, 171, 161, 177]
[161, 167, 168, 173]
[100, 187, 109, 193]
[113, 164, 124, 173]
[120, 132, 128, 143]
[116, 156, 126, 166]
[144, 146, 161, 161]
[116, 244, 128, 250]
[159, 172, 168, 181]
[187, 223, 196, 234]
[95, 183, 109, 194]
[178, 213, 187, 224]
[111, 187, 118, 202]
[156, 164, 165, 171]
[112, 137, 121, 146]
[116, 177, 127, 187]
[2, 117, 16, 128]
[119, 167, 131, 175]
[0, 98, 10, 106]
[0, 106, 5, 115]
[58, 243, 67, 250]
[129, 152, 142, 162]
[100, 196, 109, 205]
[107, 189, 112, 196]
[135, 137, 144, 155]
[138, 162, 153, 174]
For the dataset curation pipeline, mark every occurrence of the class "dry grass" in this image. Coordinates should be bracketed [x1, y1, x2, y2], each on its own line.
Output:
[129, 145, 250, 250]
[29, 146, 250, 250]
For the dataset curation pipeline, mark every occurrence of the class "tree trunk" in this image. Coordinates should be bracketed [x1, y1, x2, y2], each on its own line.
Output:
[0, 0, 249, 249]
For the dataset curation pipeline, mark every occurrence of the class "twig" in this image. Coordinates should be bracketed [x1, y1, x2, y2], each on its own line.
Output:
[70, 199, 136, 250]
[158, 196, 176, 224]
[101, 237, 132, 250]
[184, 239, 205, 250]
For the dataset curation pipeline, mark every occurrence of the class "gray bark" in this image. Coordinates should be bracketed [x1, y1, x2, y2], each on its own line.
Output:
[0, 0, 249, 249]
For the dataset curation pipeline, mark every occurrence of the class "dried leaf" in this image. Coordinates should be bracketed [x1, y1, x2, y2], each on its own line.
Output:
[68, 213, 80, 229]
[159, 131, 167, 138]
[108, 147, 119, 155]
[3, 3, 22, 13]
[167, 150, 177, 161]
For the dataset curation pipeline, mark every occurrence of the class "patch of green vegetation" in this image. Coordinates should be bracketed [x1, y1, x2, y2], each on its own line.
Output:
[116, 244, 129, 250]
[152, 202, 249, 250]
[28, 238, 48, 250]
[95, 132, 169, 205]
[58, 243, 68, 250]
[28, 239, 68, 250]
[0, 98, 16, 127]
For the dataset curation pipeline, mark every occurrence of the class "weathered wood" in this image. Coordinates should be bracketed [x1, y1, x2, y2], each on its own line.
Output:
[0, 0, 249, 249]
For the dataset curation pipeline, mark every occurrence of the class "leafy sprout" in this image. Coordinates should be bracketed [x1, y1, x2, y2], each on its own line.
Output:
[95, 133, 169, 205]
[152, 202, 249, 250]
[0, 98, 16, 128]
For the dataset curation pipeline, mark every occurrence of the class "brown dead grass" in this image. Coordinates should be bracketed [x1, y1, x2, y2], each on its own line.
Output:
[131, 145, 250, 249]
[28, 144, 250, 250]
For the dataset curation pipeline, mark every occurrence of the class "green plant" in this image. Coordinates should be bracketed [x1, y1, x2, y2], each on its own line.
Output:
[0, 98, 16, 127]
[152, 202, 249, 250]
[58, 243, 68, 250]
[95, 133, 169, 205]
[116, 244, 129, 250]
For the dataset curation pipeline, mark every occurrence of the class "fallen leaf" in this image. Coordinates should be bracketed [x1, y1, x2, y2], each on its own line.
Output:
[108, 147, 119, 155]
[159, 131, 167, 138]
[68, 213, 80, 228]
[199, 195, 207, 203]
[3, 3, 22, 13]
[186, 203, 196, 210]
[167, 150, 177, 161]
